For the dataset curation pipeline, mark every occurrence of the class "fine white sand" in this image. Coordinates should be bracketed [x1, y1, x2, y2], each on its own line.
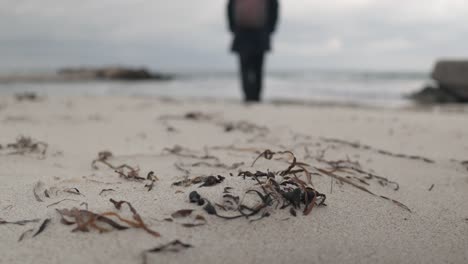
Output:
[0, 96, 467, 264]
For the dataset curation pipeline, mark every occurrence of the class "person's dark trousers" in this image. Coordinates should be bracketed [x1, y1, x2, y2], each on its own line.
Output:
[239, 52, 265, 102]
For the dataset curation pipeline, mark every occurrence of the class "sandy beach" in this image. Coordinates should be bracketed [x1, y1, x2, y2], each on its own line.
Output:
[0, 95, 467, 264]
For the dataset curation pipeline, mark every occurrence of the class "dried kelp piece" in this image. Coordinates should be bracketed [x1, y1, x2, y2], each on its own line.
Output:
[108, 199, 160, 237]
[143, 240, 193, 264]
[91, 151, 113, 169]
[321, 137, 435, 164]
[172, 176, 204, 187]
[321, 159, 400, 191]
[315, 167, 411, 212]
[171, 210, 193, 218]
[184, 112, 212, 120]
[163, 145, 219, 161]
[289, 208, 297, 217]
[5, 136, 48, 156]
[115, 167, 145, 181]
[223, 120, 269, 134]
[380, 196, 412, 213]
[199, 175, 225, 187]
[190, 161, 244, 170]
[46, 199, 80, 208]
[91, 151, 142, 181]
[33, 181, 45, 202]
[99, 189, 116, 195]
[33, 218, 51, 237]
[56, 208, 129, 233]
[145, 171, 159, 191]
[0, 218, 40, 226]
[181, 215, 207, 228]
[64, 188, 83, 196]
[18, 229, 34, 242]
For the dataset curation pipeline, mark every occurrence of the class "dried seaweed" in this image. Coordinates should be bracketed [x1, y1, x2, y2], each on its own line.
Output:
[321, 137, 435, 164]
[46, 199, 80, 208]
[4, 136, 47, 156]
[91, 151, 113, 169]
[163, 145, 219, 161]
[428, 184, 435, 191]
[189, 161, 244, 170]
[56, 208, 129, 233]
[223, 120, 269, 134]
[91, 152, 142, 182]
[64, 188, 83, 196]
[99, 189, 116, 195]
[143, 240, 193, 264]
[318, 158, 400, 191]
[199, 175, 225, 187]
[145, 171, 159, 191]
[33, 181, 44, 202]
[18, 229, 34, 242]
[108, 199, 160, 237]
[0, 218, 40, 226]
[33, 218, 51, 237]
[315, 167, 411, 212]
[171, 210, 193, 218]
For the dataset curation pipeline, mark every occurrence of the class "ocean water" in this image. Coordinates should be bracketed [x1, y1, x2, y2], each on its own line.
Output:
[0, 70, 429, 107]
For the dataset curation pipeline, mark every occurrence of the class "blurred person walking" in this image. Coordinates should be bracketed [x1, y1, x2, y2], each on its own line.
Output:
[227, 0, 279, 102]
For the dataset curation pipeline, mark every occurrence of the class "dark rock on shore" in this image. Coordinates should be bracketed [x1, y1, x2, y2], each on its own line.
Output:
[57, 67, 173, 81]
[410, 60, 468, 104]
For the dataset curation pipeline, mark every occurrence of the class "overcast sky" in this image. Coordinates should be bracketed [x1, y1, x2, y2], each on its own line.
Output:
[1, 0, 468, 72]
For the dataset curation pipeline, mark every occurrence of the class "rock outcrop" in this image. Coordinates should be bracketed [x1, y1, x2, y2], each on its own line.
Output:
[57, 67, 172, 81]
[410, 60, 468, 103]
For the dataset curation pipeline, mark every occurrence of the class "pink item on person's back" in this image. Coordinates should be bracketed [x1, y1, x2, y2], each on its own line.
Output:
[234, 0, 268, 29]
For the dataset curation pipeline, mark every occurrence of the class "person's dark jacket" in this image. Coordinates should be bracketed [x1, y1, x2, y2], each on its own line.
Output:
[227, 0, 279, 54]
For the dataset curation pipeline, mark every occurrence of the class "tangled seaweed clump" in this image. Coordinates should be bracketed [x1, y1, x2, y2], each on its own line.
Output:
[185, 150, 327, 220]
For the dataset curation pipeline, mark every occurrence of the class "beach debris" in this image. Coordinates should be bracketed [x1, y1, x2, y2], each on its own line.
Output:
[185, 150, 327, 221]
[18, 229, 34, 242]
[46, 199, 80, 208]
[0, 218, 40, 226]
[188, 161, 244, 170]
[57, 199, 159, 237]
[145, 171, 159, 191]
[428, 184, 435, 191]
[146, 240, 193, 253]
[108, 199, 160, 237]
[315, 167, 411, 212]
[3, 136, 47, 156]
[92, 152, 143, 181]
[91, 151, 113, 169]
[64, 188, 83, 196]
[199, 175, 225, 187]
[168, 210, 207, 228]
[163, 145, 219, 161]
[321, 137, 435, 164]
[57, 208, 129, 233]
[33, 181, 45, 202]
[33, 218, 51, 237]
[99, 189, 116, 196]
[114, 167, 145, 181]
[223, 120, 269, 134]
[171, 210, 193, 218]
[142, 240, 193, 264]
